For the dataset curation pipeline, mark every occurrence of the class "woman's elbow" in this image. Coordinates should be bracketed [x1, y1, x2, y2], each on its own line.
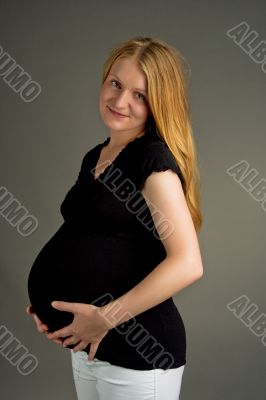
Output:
[169, 253, 204, 280]
[183, 256, 204, 281]
[190, 260, 204, 281]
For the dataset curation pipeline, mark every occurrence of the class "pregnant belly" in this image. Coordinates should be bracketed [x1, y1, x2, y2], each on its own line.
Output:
[27, 222, 146, 333]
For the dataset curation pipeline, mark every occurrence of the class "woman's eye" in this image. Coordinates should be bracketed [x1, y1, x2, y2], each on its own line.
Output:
[135, 92, 145, 101]
[111, 80, 120, 88]
[110, 81, 146, 101]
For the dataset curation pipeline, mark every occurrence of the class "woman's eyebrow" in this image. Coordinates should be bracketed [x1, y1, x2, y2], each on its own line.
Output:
[109, 73, 147, 93]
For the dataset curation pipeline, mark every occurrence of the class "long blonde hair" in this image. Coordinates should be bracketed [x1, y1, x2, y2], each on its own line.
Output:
[101, 37, 202, 232]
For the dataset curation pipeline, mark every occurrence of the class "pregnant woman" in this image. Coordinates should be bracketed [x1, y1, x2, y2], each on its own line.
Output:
[26, 36, 204, 400]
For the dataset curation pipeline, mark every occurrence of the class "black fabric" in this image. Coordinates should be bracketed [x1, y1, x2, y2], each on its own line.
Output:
[27, 129, 186, 370]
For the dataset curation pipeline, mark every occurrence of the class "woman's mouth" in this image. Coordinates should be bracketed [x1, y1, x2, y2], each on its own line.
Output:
[107, 106, 128, 118]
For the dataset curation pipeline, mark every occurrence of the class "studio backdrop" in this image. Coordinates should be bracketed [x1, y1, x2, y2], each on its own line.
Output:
[0, 1, 265, 399]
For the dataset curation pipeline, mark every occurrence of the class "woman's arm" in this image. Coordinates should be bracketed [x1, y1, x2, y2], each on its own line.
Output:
[100, 170, 204, 329]
[44, 170, 203, 359]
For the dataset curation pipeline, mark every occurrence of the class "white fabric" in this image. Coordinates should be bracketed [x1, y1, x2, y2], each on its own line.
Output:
[70, 349, 185, 400]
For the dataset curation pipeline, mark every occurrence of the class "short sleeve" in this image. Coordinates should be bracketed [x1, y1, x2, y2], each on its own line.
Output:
[138, 142, 184, 190]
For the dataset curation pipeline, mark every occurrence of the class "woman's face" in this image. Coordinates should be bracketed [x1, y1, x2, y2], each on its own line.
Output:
[99, 57, 150, 137]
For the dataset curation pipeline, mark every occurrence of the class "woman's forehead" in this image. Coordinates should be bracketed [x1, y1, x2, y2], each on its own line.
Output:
[109, 58, 147, 90]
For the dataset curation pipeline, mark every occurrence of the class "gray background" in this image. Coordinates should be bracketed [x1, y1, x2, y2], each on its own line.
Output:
[1, 0, 265, 398]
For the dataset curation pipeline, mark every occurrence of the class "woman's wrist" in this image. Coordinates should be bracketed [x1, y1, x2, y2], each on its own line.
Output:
[99, 298, 132, 330]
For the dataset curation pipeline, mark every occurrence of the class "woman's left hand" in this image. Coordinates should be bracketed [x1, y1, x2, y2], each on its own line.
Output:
[47, 301, 111, 361]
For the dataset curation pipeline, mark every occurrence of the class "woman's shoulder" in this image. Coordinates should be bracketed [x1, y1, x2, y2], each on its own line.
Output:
[80, 137, 109, 166]
[128, 130, 184, 189]
[138, 130, 178, 167]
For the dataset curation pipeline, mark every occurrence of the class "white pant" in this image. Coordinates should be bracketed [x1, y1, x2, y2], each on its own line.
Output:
[70, 350, 185, 400]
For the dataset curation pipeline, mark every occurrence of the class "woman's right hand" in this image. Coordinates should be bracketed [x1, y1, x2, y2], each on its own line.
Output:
[26, 305, 63, 345]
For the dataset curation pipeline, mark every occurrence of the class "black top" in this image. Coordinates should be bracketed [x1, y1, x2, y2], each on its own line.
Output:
[27, 128, 186, 370]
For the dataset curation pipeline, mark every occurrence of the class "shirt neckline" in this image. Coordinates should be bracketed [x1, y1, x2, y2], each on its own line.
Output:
[91, 129, 156, 182]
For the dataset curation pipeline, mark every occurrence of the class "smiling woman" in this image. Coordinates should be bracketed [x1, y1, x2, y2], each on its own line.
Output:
[98, 57, 150, 146]
[27, 36, 203, 400]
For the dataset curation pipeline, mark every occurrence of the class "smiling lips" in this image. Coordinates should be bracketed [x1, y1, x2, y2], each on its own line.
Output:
[107, 106, 128, 118]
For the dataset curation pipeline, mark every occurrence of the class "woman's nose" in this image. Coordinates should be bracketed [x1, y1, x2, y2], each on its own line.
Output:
[114, 90, 130, 108]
